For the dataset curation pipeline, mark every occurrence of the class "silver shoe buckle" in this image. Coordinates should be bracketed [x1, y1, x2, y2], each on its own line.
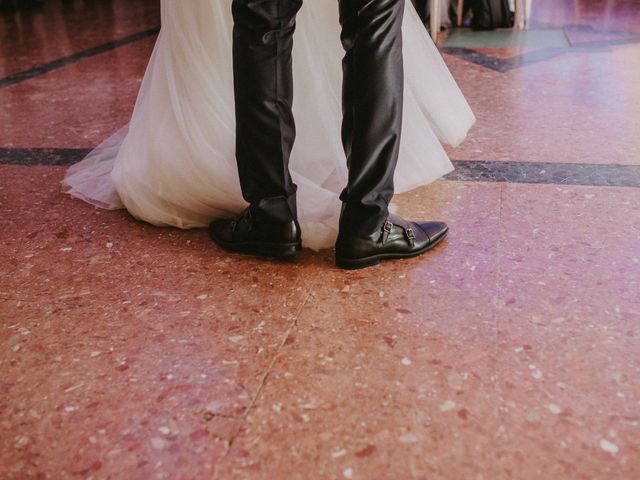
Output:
[405, 227, 416, 247]
[383, 221, 393, 233]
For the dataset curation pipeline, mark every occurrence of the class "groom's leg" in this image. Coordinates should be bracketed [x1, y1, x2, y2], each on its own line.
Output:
[232, 0, 303, 224]
[338, 0, 405, 236]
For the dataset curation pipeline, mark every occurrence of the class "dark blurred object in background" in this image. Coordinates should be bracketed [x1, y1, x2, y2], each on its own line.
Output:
[414, 0, 469, 30]
[413, 0, 515, 31]
[470, 0, 514, 30]
[0, 0, 45, 12]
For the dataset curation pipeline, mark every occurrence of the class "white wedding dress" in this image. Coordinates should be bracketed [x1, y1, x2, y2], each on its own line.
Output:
[62, 0, 475, 250]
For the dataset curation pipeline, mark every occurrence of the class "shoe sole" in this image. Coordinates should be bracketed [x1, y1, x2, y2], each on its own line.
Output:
[209, 229, 301, 258]
[336, 228, 449, 270]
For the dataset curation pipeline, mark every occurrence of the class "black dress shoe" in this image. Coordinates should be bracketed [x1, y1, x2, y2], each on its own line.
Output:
[209, 208, 302, 258]
[335, 214, 448, 269]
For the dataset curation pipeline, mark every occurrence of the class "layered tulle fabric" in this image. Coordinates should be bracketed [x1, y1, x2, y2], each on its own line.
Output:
[63, 0, 475, 250]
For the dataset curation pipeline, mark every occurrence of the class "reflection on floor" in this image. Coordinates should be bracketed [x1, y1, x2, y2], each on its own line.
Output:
[1, 0, 639, 479]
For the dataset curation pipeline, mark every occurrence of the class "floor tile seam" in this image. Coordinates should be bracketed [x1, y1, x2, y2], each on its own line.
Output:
[4, 156, 640, 189]
[440, 46, 568, 73]
[562, 27, 572, 48]
[210, 283, 315, 477]
[0, 26, 160, 90]
[236, 284, 314, 419]
[493, 183, 505, 441]
[445, 160, 640, 189]
[7, 152, 640, 170]
[445, 36, 640, 52]
[442, 35, 640, 72]
[443, 178, 640, 189]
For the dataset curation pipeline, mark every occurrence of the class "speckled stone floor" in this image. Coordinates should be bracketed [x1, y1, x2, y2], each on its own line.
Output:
[1, 1, 639, 479]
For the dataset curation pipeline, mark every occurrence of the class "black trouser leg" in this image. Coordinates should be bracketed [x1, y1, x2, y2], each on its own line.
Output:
[232, 0, 302, 224]
[338, 0, 405, 236]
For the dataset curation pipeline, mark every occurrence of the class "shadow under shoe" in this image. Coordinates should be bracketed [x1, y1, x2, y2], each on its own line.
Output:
[209, 207, 302, 258]
[335, 213, 449, 269]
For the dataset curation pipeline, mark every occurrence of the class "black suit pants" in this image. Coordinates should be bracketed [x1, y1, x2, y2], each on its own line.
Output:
[232, 0, 405, 235]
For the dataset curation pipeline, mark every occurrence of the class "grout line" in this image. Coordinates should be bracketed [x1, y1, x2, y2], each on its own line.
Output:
[0, 147, 92, 165]
[211, 278, 315, 479]
[2, 149, 640, 189]
[492, 182, 505, 442]
[495, 183, 505, 305]
[562, 27, 573, 47]
[441, 33, 640, 73]
[0, 27, 160, 89]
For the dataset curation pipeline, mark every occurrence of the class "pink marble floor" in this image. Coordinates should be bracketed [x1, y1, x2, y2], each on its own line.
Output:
[445, 43, 640, 166]
[0, 36, 155, 148]
[1, 0, 640, 479]
[0, 0, 160, 78]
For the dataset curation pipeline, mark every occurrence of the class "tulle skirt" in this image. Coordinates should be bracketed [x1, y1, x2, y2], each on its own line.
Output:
[62, 0, 475, 250]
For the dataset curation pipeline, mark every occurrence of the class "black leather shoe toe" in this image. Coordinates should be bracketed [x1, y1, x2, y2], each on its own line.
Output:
[335, 215, 448, 269]
[416, 221, 449, 245]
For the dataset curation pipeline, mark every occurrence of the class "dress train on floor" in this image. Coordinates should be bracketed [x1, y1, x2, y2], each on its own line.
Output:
[62, 1, 475, 250]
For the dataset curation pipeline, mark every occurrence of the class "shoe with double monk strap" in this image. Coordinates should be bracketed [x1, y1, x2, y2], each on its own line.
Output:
[335, 214, 448, 269]
[209, 208, 302, 258]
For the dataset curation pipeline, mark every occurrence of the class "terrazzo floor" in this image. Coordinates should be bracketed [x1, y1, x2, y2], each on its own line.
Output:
[1, 0, 639, 479]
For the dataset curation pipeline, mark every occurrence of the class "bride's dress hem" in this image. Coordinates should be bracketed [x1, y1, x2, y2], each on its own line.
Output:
[61, 1, 475, 252]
